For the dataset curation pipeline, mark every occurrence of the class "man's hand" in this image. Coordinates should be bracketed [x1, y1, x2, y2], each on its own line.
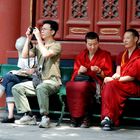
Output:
[78, 65, 87, 74]
[33, 27, 41, 41]
[25, 27, 33, 40]
[104, 77, 114, 83]
[91, 65, 101, 73]
[112, 73, 120, 80]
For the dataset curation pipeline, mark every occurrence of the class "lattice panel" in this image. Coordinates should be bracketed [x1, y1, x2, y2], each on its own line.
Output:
[36, 0, 64, 39]
[102, 0, 119, 19]
[72, 0, 88, 18]
[43, 0, 58, 18]
[135, 0, 140, 19]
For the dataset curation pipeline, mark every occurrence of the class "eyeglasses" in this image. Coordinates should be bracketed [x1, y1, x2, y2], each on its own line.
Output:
[41, 27, 51, 31]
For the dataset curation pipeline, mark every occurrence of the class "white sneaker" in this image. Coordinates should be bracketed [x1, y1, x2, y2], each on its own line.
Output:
[15, 114, 37, 125]
[39, 116, 50, 128]
[0, 84, 5, 97]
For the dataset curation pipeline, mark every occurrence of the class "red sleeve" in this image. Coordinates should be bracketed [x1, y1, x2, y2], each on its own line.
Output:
[86, 50, 113, 79]
[122, 58, 140, 81]
[102, 51, 113, 77]
[131, 59, 140, 81]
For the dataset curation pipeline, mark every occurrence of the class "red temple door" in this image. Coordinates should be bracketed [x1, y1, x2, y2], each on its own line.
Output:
[127, 0, 140, 32]
[35, 0, 140, 56]
[36, 0, 64, 40]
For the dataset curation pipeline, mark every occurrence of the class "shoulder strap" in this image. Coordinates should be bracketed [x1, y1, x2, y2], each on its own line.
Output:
[38, 57, 45, 72]
[28, 42, 36, 69]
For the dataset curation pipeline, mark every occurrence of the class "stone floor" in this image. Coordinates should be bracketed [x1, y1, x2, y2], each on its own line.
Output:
[0, 110, 140, 140]
[0, 122, 140, 140]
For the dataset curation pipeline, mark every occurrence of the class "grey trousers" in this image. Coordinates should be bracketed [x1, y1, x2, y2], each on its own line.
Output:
[12, 79, 60, 114]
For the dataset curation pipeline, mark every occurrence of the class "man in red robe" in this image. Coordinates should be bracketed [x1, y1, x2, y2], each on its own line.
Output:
[66, 32, 113, 128]
[101, 29, 140, 131]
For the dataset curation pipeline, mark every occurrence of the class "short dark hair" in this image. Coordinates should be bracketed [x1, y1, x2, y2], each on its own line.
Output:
[42, 20, 58, 36]
[85, 32, 99, 42]
[125, 28, 139, 41]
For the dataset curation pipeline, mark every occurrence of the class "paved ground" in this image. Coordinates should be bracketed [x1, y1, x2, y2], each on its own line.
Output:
[0, 122, 140, 140]
[0, 110, 140, 140]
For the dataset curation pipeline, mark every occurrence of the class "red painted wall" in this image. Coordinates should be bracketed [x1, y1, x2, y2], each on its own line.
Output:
[0, 0, 31, 107]
[0, 0, 31, 61]
[0, 0, 21, 63]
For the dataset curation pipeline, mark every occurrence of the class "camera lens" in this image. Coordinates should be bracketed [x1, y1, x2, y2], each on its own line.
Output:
[31, 34, 37, 40]
[30, 27, 34, 34]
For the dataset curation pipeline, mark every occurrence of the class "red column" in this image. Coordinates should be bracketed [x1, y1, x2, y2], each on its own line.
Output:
[0, 0, 21, 108]
[20, 0, 31, 35]
[0, 0, 21, 63]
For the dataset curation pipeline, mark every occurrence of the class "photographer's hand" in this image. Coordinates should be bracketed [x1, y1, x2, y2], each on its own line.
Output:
[32, 27, 48, 56]
[26, 27, 33, 40]
[33, 27, 42, 41]
[22, 27, 36, 58]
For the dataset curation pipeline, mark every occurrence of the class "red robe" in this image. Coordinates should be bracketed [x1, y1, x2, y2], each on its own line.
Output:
[66, 48, 113, 118]
[101, 48, 140, 126]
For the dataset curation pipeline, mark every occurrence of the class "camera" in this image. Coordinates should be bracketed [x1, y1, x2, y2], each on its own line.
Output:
[29, 27, 37, 40]
[29, 27, 35, 34]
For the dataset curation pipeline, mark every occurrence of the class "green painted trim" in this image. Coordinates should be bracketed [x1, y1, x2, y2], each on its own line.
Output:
[0, 107, 6, 110]
[128, 98, 140, 101]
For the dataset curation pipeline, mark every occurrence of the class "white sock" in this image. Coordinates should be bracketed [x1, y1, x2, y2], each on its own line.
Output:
[104, 116, 110, 121]
[0, 84, 5, 97]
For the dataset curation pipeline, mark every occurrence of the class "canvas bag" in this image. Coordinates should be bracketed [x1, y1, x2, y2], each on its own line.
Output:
[32, 57, 45, 89]
[28, 43, 44, 89]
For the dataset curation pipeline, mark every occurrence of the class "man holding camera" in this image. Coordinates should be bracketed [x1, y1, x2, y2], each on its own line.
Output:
[12, 20, 62, 128]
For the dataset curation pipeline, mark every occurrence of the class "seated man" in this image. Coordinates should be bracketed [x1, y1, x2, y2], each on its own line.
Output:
[66, 32, 113, 128]
[12, 20, 62, 128]
[0, 36, 36, 123]
[101, 29, 140, 131]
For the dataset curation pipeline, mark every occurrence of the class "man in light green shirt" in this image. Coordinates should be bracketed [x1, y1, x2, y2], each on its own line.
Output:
[12, 20, 62, 128]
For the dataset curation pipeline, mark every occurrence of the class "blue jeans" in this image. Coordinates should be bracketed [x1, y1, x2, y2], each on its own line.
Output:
[2, 73, 31, 102]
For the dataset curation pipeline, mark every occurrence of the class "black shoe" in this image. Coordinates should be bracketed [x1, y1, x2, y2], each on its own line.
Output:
[102, 124, 112, 131]
[1, 117, 15, 123]
[101, 117, 112, 126]
[80, 120, 90, 128]
[101, 117, 112, 131]
[70, 123, 78, 127]
[70, 118, 79, 127]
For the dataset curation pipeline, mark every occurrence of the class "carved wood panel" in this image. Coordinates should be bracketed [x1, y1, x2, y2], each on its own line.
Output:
[127, 0, 140, 34]
[35, 0, 140, 42]
[35, 0, 64, 40]
[63, 0, 95, 40]
[94, 0, 126, 42]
